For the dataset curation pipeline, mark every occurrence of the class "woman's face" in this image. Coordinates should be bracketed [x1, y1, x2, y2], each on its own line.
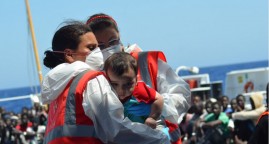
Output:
[230, 99, 237, 111]
[94, 27, 123, 50]
[72, 32, 98, 62]
[221, 97, 229, 108]
[237, 96, 245, 109]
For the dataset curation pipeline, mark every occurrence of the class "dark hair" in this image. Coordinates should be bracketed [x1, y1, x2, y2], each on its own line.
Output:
[86, 13, 119, 33]
[236, 94, 245, 101]
[220, 95, 229, 100]
[104, 52, 137, 77]
[205, 100, 213, 108]
[21, 113, 28, 119]
[43, 21, 92, 69]
[212, 101, 222, 108]
[230, 98, 237, 104]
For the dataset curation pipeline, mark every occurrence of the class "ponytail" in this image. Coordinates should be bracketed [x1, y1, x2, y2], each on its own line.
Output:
[43, 50, 65, 69]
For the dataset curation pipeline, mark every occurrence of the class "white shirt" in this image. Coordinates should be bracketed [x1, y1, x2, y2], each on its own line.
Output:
[126, 44, 192, 124]
[41, 61, 169, 144]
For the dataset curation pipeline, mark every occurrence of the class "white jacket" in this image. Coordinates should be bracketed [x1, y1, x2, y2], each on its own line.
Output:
[126, 44, 191, 123]
[41, 61, 169, 144]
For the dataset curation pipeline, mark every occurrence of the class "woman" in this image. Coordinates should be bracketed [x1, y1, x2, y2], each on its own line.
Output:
[41, 21, 169, 144]
[86, 13, 191, 143]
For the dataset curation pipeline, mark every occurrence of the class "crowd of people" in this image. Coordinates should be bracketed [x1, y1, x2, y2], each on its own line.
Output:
[179, 89, 268, 144]
[0, 89, 267, 144]
[0, 12, 268, 144]
[1, 89, 267, 144]
[0, 103, 48, 144]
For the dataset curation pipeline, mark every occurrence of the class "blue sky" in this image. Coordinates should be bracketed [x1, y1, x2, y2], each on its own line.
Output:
[0, 0, 268, 90]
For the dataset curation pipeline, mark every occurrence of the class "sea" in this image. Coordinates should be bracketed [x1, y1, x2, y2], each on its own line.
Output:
[0, 60, 268, 113]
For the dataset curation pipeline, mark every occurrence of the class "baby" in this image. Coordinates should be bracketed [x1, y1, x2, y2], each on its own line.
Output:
[103, 52, 164, 129]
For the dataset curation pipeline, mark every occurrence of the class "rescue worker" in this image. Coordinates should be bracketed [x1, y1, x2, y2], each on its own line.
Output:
[41, 21, 169, 144]
[86, 13, 191, 144]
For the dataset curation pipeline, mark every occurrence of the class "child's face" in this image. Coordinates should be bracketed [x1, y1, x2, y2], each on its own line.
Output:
[212, 104, 221, 115]
[107, 68, 137, 101]
[221, 97, 229, 108]
[205, 103, 212, 113]
[231, 99, 237, 110]
[237, 96, 245, 109]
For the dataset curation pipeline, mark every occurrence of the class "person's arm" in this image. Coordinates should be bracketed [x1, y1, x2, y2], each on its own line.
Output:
[145, 92, 164, 129]
[202, 113, 229, 128]
[82, 75, 169, 144]
[201, 120, 223, 128]
[234, 135, 248, 144]
[232, 106, 266, 121]
[157, 59, 191, 123]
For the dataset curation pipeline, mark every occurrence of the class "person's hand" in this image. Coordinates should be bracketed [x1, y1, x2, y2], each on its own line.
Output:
[234, 135, 247, 144]
[12, 128, 23, 135]
[145, 117, 157, 129]
[237, 105, 243, 111]
[196, 121, 205, 129]
[190, 133, 197, 143]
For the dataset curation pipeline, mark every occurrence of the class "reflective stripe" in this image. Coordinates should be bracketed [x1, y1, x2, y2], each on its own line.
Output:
[137, 52, 153, 88]
[65, 70, 89, 125]
[45, 70, 98, 143]
[138, 52, 181, 141]
[170, 128, 181, 142]
[44, 125, 96, 144]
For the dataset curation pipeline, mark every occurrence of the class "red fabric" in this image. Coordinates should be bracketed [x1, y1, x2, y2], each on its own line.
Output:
[172, 139, 182, 144]
[131, 51, 182, 143]
[132, 82, 156, 103]
[48, 137, 103, 144]
[165, 120, 182, 144]
[15, 122, 32, 132]
[147, 51, 166, 91]
[130, 51, 167, 91]
[45, 80, 72, 135]
[45, 70, 104, 143]
[165, 120, 179, 133]
[74, 71, 104, 125]
[257, 111, 269, 124]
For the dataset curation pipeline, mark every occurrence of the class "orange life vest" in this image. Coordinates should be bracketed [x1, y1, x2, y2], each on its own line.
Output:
[257, 111, 269, 125]
[131, 51, 182, 144]
[44, 70, 104, 144]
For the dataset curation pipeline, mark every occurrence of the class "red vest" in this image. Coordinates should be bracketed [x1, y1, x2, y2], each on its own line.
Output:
[131, 51, 182, 144]
[257, 111, 269, 124]
[44, 70, 104, 144]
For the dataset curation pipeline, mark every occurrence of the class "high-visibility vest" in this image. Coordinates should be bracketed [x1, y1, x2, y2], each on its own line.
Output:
[131, 51, 182, 144]
[44, 70, 104, 144]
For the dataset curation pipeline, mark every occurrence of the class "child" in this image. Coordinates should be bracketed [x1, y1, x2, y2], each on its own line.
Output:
[103, 52, 164, 129]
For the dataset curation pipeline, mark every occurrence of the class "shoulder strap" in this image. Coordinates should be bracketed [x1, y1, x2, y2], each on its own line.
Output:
[74, 70, 105, 94]
[65, 70, 104, 125]
[131, 51, 167, 91]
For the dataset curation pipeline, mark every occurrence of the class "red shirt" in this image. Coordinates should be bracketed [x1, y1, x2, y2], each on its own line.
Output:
[132, 82, 156, 103]
[15, 122, 33, 132]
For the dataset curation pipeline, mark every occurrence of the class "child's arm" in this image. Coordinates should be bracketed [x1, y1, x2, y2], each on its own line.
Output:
[145, 91, 164, 129]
